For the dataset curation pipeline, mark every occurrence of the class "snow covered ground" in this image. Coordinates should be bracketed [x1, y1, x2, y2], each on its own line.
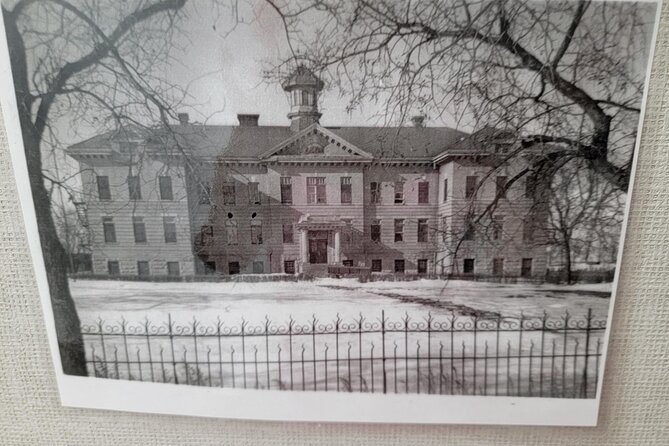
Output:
[71, 278, 612, 326]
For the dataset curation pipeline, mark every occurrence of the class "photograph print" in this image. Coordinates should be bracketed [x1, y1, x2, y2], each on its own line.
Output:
[0, 0, 660, 425]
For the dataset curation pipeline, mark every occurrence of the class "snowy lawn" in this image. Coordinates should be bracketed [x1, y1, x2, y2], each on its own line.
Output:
[71, 278, 611, 326]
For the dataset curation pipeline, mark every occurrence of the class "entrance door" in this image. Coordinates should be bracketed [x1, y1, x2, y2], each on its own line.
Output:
[308, 231, 328, 263]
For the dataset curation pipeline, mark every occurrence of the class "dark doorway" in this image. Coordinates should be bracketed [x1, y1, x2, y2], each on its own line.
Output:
[493, 258, 504, 277]
[463, 258, 475, 274]
[521, 258, 533, 278]
[308, 231, 328, 264]
[417, 259, 428, 274]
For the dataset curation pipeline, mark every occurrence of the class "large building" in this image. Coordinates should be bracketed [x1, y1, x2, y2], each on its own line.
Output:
[67, 67, 547, 279]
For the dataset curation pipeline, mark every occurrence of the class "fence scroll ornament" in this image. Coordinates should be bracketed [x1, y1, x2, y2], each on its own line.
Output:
[81, 309, 605, 398]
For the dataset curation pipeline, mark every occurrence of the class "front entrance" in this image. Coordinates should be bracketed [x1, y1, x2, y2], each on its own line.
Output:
[308, 231, 328, 264]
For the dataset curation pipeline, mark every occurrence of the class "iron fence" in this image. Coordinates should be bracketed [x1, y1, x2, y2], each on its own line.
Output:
[82, 309, 605, 398]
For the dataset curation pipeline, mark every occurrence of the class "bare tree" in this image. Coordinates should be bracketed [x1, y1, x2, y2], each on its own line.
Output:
[2, 0, 193, 375]
[265, 0, 655, 192]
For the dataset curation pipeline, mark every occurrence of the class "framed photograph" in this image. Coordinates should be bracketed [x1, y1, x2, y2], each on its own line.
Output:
[0, 0, 661, 425]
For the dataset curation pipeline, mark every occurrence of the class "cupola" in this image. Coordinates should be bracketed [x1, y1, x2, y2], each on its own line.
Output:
[282, 66, 324, 132]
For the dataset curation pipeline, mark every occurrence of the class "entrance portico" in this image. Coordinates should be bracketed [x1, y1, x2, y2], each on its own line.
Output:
[296, 216, 345, 272]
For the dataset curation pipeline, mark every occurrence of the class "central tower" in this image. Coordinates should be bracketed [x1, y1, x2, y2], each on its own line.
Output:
[282, 66, 324, 132]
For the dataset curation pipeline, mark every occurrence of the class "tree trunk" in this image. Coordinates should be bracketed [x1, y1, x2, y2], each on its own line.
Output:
[564, 238, 574, 285]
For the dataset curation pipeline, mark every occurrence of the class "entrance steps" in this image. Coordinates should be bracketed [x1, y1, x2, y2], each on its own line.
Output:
[303, 264, 329, 277]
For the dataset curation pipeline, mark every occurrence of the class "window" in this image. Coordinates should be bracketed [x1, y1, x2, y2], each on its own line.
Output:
[394, 182, 404, 204]
[225, 219, 238, 245]
[252, 261, 264, 274]
[132, 216, 146, 243]
[442, 179, 448, 203]
[371, 259, 382, 272]
[203, 261, 216, 275]
[441, 216, 448, 243]
[523, 218, 534, 243]
[465, 176, 478, 199]
[199, 183, 211, 204]
[248, 182, 260, 204]
[340, 177, 352, 204]
[159, 176, 173, 200]
[525, 175, 535, 199]
[107, 260, 120, 275]
[228, 261, 240, 275]
[417, 219, 428, 243]
[394, 219, 404, 242]
[521, 258, 533, 278]
[222, 183, 236, 205]
[394, 259, 405, 273]
[102, 217, 116, 243]
[97, 176, 111, 200]
[200, 225, 214, 244]
[284, 260, 296, 274]
[418, 181, 429, 204]
[341, 218, 352, 244]
[251, 219, 263, 244]
[370, 182, 381, 204]
[493, 258, 504, 277]
[163, 217, 177, 243]
[463, 217, 475, 241]
[417, 259, 428, 274]
[371, 219, 381, 242]
[128, 175, 142, 200]
[167, 261, 180, 277]
[492, 215, 504, 241]
[463, 258, 475, 274]
[343, 260, 354, 267]
[282, 222, 294, 243]
[496, 176, 508, 199]
[307, 177, 326, 204]
[137, 261, 150, 276]
[280, 177, 292, 204]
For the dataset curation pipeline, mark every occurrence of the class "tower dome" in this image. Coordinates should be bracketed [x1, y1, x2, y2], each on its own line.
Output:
[282, 66, 324, 132]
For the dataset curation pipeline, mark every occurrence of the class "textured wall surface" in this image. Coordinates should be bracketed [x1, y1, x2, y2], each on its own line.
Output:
[1, 4, 669, 446]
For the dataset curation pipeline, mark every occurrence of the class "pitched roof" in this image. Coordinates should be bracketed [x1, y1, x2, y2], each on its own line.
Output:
[67, 123, 472, 161]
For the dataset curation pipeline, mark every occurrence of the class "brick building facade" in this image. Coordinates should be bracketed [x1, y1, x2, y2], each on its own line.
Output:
[67, 67, 548, 279]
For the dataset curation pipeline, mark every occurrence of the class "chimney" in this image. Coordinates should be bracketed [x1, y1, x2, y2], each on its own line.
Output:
[411, 115, 425, 128]
[177, 112, 189, 125]
[237, 114, 260, 127]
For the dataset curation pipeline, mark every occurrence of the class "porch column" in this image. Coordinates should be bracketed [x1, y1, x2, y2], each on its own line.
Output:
[333, 229, 341, 264]
[300, 229, 309, 267]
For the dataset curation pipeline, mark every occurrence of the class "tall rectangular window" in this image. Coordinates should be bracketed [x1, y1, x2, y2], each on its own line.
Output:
[465, 176, 478, 199]
[159, 176, 173, 200]
[340, 177, 352, 204]
[394, 182, 404, 204]
[107, 260, 120, 275]
[128, 175, 142, 200]
[441, 216, 448, 242]
[199, 183, 211, 204]
[417, 219, 428, 243]
[394, 259, 405, 273]
[370, 182, 381, 204]
[463, 217, 475, 241]
[284, 260, 296, 274]
[222, 183, 236, 205]
[418, 181, 429, 204]
[463, 258, 475, 274]
[280, 177, 292, 204]
[251, 219, 263, 244]
[394, 219, 404, 242]
[496, 176, 508, 199]
[102, 217, 116, 243]
[248, 182, 260, 204]
[417, 259, 428, 274]
[371, 259, 382, 272]
[97, 176, 111, 200]
[167, 261, 180, 277]
[225, 219, 237, 245]
[525, 175, 535, 199]
[307, 177, 326, 204]
[493, 258, 504, 277]
[163, 217, 177, 243]
[137, 261, 150, 276]
[442, 179, 448, 203]
[371, 219, 381, 242]
[521, 258, 533, 278]
[282, 222, 294, 243]
[132, 216, 146, 243]
[523, 218, 534, 243]
[492, 215, 504, 241]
